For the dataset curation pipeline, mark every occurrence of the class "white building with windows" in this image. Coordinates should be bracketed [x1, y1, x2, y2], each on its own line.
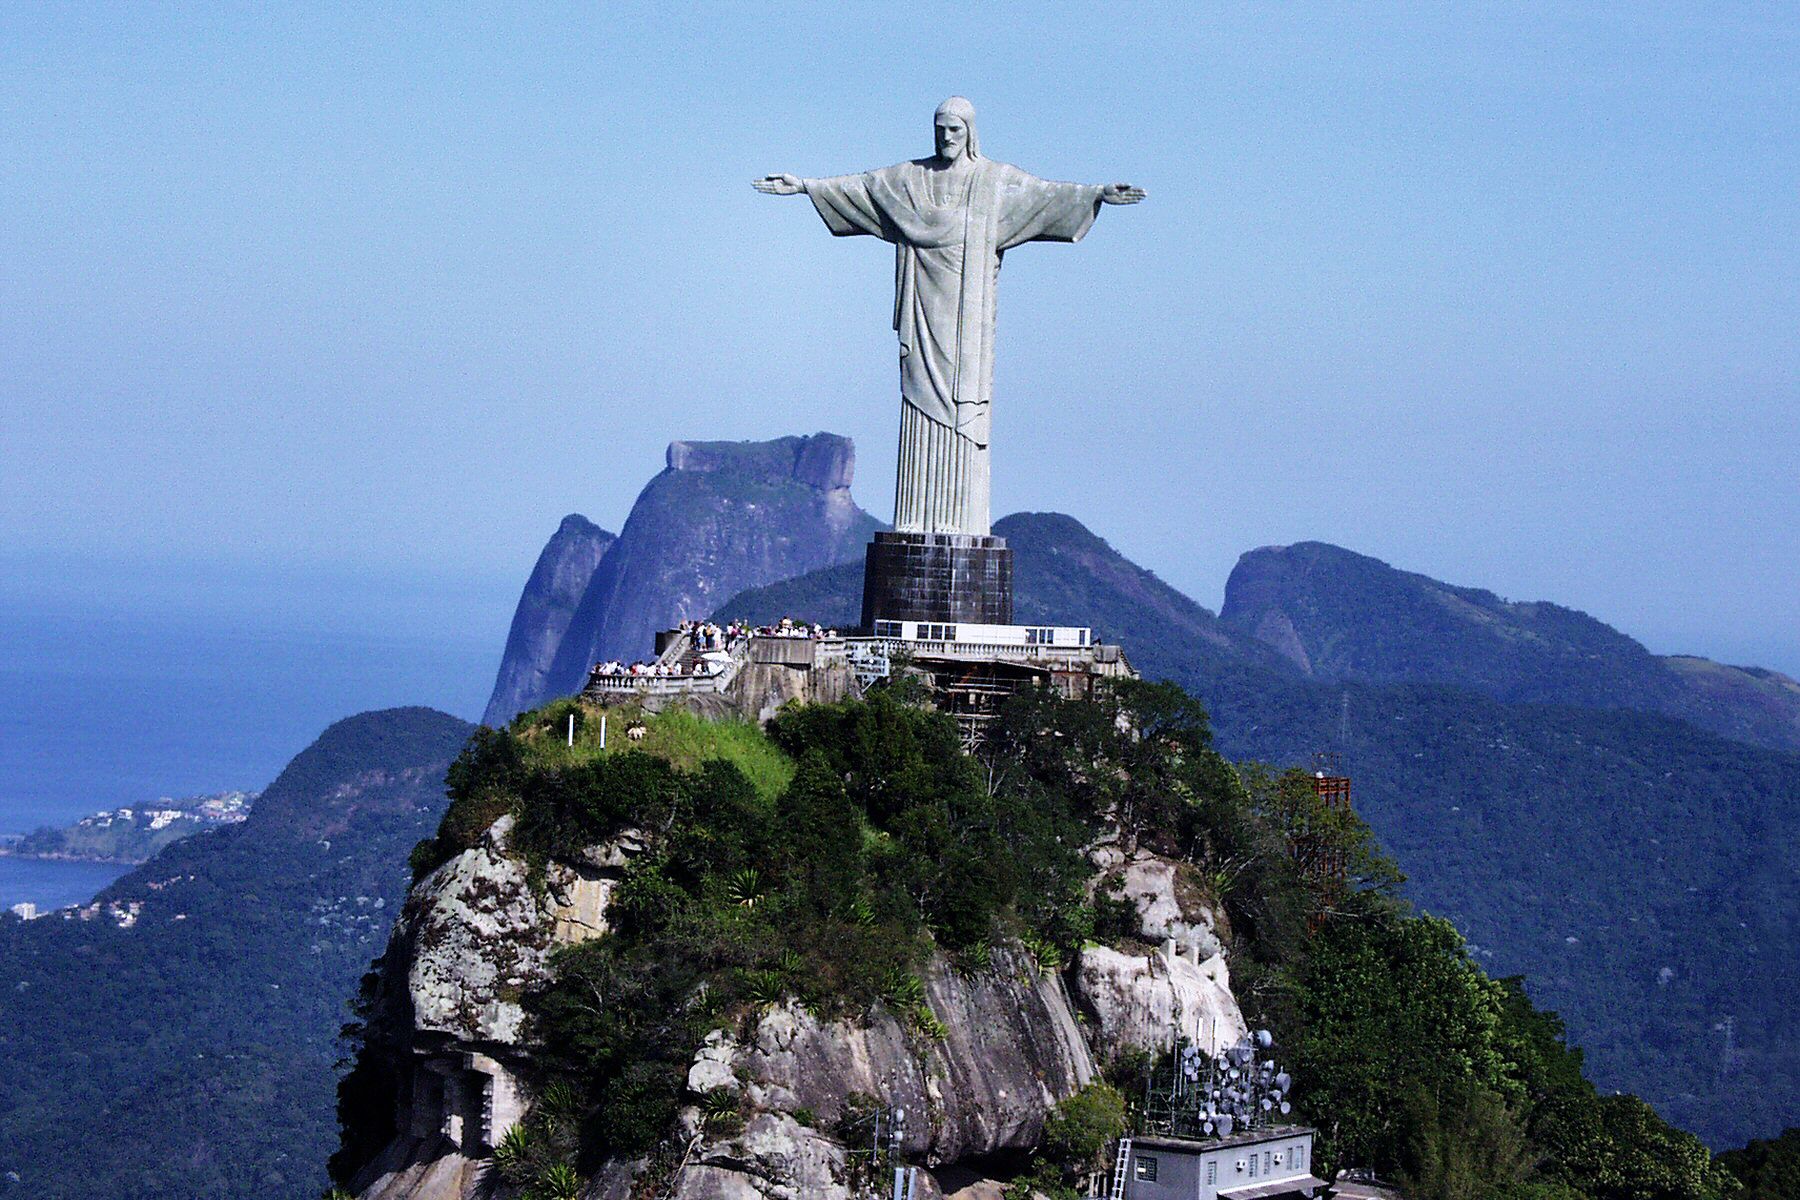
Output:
[1121, 1127, 1323, 1200]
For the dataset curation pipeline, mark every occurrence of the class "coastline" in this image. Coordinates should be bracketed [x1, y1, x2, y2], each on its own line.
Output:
[0, 846, 148, 867]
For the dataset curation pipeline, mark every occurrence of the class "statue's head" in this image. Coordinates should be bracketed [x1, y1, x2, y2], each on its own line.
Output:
[933, 96, 980, 161]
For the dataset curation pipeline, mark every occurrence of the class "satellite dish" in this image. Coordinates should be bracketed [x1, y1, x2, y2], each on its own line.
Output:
[1217, 1114, 1234, 1136]
[1256, 1029, 1273, 1048]
[1280, 1101, 1292, 1115]
[1276, 1072, 1291, 1091]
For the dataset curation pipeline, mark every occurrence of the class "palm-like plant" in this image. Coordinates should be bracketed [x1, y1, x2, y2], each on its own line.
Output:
[726, 867, 764, 908]
[491, 1124, 535, 1184]
[535, 1161, 582, 1200]
[742, 967, 788, 1006]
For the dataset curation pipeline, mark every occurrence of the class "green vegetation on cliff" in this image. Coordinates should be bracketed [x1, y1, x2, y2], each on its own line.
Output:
[338, 684, 1733, 1200]
[1717, 1128, 1800, 1200]
[715, 513, 1800, 1150]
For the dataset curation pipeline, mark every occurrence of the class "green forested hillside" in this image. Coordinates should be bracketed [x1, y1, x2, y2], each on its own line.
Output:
[0, 707, 470, 1200]
[717, 514, 1800, 1149]
[1217, 540, 1800, 753]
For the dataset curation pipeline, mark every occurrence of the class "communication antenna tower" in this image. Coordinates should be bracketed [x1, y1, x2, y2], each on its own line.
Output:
[843, 1090, 917, 1200]
[1140, 1026, 1295, 1142]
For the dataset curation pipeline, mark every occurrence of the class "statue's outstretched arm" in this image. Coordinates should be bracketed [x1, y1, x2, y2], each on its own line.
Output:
[753, 174, 804, 196]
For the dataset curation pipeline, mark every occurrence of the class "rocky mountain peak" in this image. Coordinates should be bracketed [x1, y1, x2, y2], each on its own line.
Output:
[665, 431, 855, 494]
[482, 434, 881, 724]
[482, 515, 618, 727]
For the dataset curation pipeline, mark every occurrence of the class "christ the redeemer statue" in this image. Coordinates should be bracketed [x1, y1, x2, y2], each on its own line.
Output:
[756, 96, 1143, 538]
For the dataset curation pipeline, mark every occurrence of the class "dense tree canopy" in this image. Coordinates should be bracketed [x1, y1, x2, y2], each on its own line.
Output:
[336, 683, 1736, 1200]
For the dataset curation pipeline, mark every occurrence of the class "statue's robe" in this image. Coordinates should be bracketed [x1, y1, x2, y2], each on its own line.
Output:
[806, 159, 1104, 535]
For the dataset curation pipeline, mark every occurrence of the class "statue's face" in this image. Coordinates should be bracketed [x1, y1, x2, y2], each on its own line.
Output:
[934, 117, 969, 161]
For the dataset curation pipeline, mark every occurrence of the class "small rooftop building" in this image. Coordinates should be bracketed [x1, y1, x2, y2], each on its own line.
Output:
[1122, 1127, 1323, 1200]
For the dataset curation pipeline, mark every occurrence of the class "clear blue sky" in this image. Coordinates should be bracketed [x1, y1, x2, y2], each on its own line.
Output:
[4, 3, 1797, 678]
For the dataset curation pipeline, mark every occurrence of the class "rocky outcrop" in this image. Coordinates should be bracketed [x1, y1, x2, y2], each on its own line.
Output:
[398, 816, 552, 1045]
[347, 812, 1244, 1200]
[593, 942, 1096, 1200]
[1073, 850, 1244, 1062]
[347, 821, 645, 1199]
[484, 515, 617, 727]
[507, 434, 881, 712]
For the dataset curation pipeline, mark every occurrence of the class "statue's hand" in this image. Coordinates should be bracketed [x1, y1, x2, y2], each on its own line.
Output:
[1101, 183, 1146, 205]
[753, 173, 804, 196]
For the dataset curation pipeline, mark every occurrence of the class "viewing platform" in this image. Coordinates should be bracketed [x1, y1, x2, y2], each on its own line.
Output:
[580, 617, 1133, 746]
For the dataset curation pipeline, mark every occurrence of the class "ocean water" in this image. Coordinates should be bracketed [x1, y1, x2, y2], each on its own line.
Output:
[0, 557, 514, 907]
[0, 857, 131, 912]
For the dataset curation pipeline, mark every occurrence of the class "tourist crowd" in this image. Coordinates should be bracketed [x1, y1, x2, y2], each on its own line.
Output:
[590, 617, 839, 684]
[590, 658, 725, 679]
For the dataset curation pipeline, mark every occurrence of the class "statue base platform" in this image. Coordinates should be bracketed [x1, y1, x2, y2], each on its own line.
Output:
[861, 531, 1013, 627]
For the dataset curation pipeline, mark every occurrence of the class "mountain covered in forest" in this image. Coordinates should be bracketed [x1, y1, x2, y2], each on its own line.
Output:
[0, 707, 470, 1200]
[1219, 540, 1800, 753]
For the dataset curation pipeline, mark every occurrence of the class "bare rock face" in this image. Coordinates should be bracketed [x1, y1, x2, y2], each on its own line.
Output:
[740, 945, 1092, 1162]
[402, 816, 550, 1044]
[1103, 851, 1224, 959]
[350, 822, 1244, 1200]
[1074, 944, 1245, 1061]
[484, 515, 617, 727]
[582, 943, 1094, 1200]
[534, 433, 883, 707]
[1072, 849, 1243, 1060]
[348, 822, 644, 1200]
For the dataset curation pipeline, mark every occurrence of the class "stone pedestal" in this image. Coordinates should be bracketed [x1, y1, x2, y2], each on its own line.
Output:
[861, 531, 1013, 627]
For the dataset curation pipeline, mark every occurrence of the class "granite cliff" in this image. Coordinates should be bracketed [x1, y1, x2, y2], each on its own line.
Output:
[484, 516, 618, 728]
[339, 703, 1246, 1200]
[483, 434, 880, 724]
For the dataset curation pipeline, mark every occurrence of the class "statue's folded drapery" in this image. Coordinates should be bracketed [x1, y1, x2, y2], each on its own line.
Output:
[806, 160, 1103, 535]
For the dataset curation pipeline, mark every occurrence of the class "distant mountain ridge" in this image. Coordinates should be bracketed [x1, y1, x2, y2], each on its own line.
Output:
[1220, 541, 1800, 753]
[484, 433, 881, 724]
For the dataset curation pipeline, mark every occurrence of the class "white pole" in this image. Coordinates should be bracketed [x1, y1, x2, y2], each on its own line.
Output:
[600, 714, 607, 749]
[567, 713, 575, 747]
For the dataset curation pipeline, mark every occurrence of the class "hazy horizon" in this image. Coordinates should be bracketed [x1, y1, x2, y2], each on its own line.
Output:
[5, 4, 1797, 788]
